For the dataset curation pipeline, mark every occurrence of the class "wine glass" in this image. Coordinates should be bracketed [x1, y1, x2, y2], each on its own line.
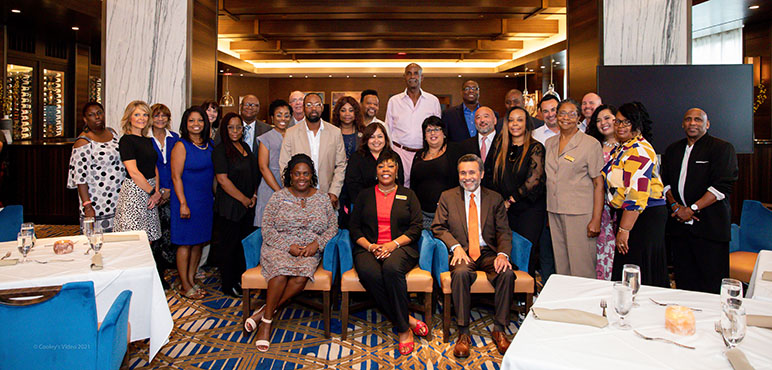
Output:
[622, 264, 641, 307]
[16, 231, 32, 263]
[612, 282, 633, 329]
[720, 301, 746, 351]
[720, 278, 743, 308]
[82, 217, 95, 237]
[20, 222, 36, 249]
[89, 223, 104, 254]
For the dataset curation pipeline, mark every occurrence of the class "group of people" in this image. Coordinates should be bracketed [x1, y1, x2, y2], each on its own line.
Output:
[67, 62, 739, 357]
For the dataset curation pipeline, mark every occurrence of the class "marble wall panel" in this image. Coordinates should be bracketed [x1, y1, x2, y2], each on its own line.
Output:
[603, 0, 688, 65]
[105, 0, 189, 133]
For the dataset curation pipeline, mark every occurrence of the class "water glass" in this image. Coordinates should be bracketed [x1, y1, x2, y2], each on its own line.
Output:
[612, 282, 633, 329]
[82, 217, 95, 237]
[89, 223, 104, 254]
[622, 264, 641, 307]
[16, 232, 32, 263]
[720, 302, 746, 350]
[20, 222, 36, 249]
[720, 278, 743, 308]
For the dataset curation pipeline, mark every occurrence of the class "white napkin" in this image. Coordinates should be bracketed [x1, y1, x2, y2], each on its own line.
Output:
[531, 307, 609, 328]
[104, 234, 140, 243]
[90, 254, 103, 270]
[762, 271, 772, 282]
[726, 348, 755, 370]
[0, 259, 18, 267]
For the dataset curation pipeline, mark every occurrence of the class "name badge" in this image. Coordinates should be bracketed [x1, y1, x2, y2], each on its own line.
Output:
[564, 155, 575, 162]
[395, 195, 407, 200]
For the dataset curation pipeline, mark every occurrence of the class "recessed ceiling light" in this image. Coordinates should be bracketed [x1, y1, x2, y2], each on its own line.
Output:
[458, 74, 462, 77]
[11, 9, 20, 13]
[346, 75, 350, 78]
[304, 75, 308, 78]
[240, 73, 244, 76]
[219, 70, 224, 73]
[555, 61, 561, 65]
[749, 5, 759, 9]
[540, 66, 546, 69]
[289, 75, 293, 77]
[515, 73, 519, 76]
[373, 74, 377, 77]
[505, 75, 509, 78]
[397, 52, 406, 56]
[71, 27, 79, 31]
[328, 74, 332, 77]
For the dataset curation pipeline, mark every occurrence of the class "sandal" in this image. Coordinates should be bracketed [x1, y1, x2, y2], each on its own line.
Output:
[398, 341, 414, 355]
[181, 287, 204, 300]
[411, 320, 429, 337]
[255, 317, 272, 352]
[244, 305, 267, 332]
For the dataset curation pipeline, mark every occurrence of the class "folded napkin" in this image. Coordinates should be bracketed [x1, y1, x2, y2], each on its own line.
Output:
[0, 259, 18, 266]
[531, 307, 608, 328]
[91, 254, 103, 271]
[747, 315, 772, 329]
[762, 271, 772, 282]
[104, 234, 140, 243]
[726, 348, 755, 370]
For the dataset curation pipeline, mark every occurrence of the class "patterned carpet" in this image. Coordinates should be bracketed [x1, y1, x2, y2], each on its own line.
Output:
[36, 225, 523, 370]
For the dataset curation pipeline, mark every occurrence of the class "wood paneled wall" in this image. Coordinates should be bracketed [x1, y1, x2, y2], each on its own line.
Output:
[190, 0, 218, 106]
[74, 44, 90, 133]
[567, 0, 601, 98]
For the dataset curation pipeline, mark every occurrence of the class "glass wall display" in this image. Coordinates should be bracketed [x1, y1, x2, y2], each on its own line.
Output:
[6, 64, 35, 140]
[89, 76, 102, 103]
[42, 69, 65, 138]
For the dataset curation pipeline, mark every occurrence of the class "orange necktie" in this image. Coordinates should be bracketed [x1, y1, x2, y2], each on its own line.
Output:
[468, 193, 481, 260]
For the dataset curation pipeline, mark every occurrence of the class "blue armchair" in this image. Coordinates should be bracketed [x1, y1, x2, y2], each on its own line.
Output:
[240, 229, 341, 338]
[0, 281, 132, 370]
[337, 229, 437, 340]
[434, 231, 534, 343]
[0, 205, 23, 242]
[729, 200, 772, 282]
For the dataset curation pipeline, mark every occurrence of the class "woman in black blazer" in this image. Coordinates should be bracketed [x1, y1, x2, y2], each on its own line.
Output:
[349, 151, 425, 356]
[344, 122, 404, 205]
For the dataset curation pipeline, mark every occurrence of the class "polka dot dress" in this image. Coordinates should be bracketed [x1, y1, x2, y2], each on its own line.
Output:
[67, 129, 126, 231]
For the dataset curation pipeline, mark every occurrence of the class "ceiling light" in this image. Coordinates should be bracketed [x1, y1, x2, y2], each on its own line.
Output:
[458, 74, 462, 77]
[219, 70, 223, 73]
[346, 75, 350, 78]
[240, 73, 244, 76]
[555, 61, 561, 65]
[397, 52, 407, 56]
[11, 9, 20, 13]
[328, 75, 332, 77]
[72, 27, 80, 31]
[304, 75, 308, 78]
[505, 75, 509, 78]
[540, 66, 546, 69]
[749, 5, 759, 9]
[289, 75, 293, 78]
[373, 74, 377, 77]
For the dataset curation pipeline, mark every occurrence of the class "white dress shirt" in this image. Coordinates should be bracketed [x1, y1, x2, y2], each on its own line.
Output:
[304, 120, 324, 178]
[579, 119, 588, 133]
[243, 120, 256, 151]
[385, 88, 442, 149]
[151, 129, 173, 164]
[662, 143, 726, 220]
[448, 187, 507, 258]
[532, 125, 559, 145]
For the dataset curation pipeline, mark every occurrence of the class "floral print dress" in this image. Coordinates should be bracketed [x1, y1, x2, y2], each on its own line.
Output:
[596, 147, 616, 280]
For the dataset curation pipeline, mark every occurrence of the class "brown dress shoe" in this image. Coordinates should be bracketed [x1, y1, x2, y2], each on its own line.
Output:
[453, 333, 472, 358]
[491, 331, 511, 355]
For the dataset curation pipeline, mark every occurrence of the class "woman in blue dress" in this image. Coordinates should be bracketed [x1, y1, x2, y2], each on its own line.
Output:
[171, 106, 215, 299]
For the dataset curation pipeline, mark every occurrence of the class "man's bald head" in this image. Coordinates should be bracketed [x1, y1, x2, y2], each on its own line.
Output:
[581, 92, 602, 121]
[682, 108, 710, 141]
[474, 106, 496, 136]
[240, 94, 260, 122]
[289, 91, 305, 117]
[505, 89, 524, 110]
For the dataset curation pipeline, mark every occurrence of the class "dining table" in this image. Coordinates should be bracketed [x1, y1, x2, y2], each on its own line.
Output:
[502, 274, 772, 370]
[747, 250, 772, 302]
[0, 231, 173, 361]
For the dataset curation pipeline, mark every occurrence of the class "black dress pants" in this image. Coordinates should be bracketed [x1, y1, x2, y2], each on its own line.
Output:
[450, 249, 516, 330]
[353, 246, 418, 333]
[216, 213, 252, 292]
[508, 203, 546, 275]
[671, 234, 729, 294]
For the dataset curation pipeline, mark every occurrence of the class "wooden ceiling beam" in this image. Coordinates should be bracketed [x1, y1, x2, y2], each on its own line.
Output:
[239, 52, 514, 61]
[230, 39, 524, 53]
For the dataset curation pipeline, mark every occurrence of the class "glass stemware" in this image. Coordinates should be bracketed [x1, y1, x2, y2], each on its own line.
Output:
[720, 301, 746, 351]
[622, 264, 641, 307]
[612, 282, 633, 329]
[89, 223, 104, 255]
[16, 231, 32, 263]
[720, 278, 743, 308]
[20, 222, 36, 249]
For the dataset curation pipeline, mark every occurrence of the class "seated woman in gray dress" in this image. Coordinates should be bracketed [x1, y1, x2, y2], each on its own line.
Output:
[246, 154, 338, 352]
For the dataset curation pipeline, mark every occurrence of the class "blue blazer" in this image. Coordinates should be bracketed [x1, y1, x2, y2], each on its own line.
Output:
[152, 130, 180, 190]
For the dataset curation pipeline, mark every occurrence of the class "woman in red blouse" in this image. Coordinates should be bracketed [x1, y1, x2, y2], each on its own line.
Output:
[348, 151, 426, 355]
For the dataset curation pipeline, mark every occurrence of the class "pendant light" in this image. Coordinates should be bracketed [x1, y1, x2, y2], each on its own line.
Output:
[522, 66, 536, 116]
[219, 71, 235, 107]
[544, 58, 560, 100]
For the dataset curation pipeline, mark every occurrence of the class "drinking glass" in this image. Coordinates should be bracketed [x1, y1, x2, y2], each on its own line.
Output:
[20, 222, 36, 249]
[720, 278, 743, 308]
[16, 232, 32, 263]
[622, 264, 641, 307]
[82, 217, 95, 237]
[89, 223, 104, 254]
[612, 282, 633, 329]
[720, 302, 746, 351]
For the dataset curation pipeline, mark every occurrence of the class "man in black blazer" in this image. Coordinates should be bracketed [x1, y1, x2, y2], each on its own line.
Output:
[443, 80, 499, 142]
[661, 108, 738, 294]
[457, 107, 498, 171]
[432, 154, 514, 357]
[496, 89, 544, 132]
[213, 94, 271, 152]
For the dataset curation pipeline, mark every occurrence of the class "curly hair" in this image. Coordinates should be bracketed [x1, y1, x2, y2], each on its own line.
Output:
[331, 96, 364, 133]
[282, 153, 319, 188]
[617, 102, 653, 142]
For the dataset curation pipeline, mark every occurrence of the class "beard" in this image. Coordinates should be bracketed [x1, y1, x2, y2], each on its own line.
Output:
[306, 112, 321, 123]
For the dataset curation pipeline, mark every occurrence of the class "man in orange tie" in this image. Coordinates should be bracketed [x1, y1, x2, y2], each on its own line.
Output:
[432, 154, 514, 358]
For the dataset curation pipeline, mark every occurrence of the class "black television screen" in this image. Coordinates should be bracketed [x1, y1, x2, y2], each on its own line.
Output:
[597, 65, 753, 154]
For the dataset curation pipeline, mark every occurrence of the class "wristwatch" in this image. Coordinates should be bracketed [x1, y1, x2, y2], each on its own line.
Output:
[690, 204, 699, 213]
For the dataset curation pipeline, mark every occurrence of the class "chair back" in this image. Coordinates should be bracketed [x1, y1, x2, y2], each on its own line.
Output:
[243, 228, 341, 280]
[0, 205, 23, 242]
[242, 228, 264, 269]
[97, 290, 133, 370]
[739, 200, 772, 253]
[510, 231, 533, 272]
[0, 281, 99, 370]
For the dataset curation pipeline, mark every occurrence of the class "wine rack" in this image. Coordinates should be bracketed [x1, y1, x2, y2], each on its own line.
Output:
[89, 76, 102, 103]
[42, 69, 65, 138]
[6, 64, 34, 140]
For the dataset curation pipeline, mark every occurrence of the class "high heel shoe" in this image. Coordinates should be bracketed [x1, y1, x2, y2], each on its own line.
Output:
[411, 320, 429, 337]
[244, 305, 266, 333]
[398, 341, 415, 355]
[255, 317, 272, 352]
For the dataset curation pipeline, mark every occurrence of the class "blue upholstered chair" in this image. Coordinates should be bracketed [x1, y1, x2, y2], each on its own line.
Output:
[0, 281, 132, 370]
[729, 200, 772, 282]
[337, 229, 438, 340]
[0, 205, 23, 242]
[240, 229, 340, 338]
[435, 231, 534, 343]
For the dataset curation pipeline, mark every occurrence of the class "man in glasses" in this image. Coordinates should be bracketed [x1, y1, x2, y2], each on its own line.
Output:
[215, 94, 270, 154]
[279, 93, 347, 209]
[289, 90, 306, 126]
[444, 80, 499, 143]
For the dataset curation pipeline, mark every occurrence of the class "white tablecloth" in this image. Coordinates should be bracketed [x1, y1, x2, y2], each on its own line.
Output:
[0, 231, 173, 361]
[502, 274, 772, 370]
[748, 250, 772, 302]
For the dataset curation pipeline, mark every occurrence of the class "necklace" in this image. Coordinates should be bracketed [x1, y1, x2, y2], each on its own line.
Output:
[377, 184, 397, 195]
[603, 141, 618, 148]
[193, 140, 208, 150]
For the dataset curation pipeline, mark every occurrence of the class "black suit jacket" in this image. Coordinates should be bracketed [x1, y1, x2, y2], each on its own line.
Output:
[661, 134, 738, 242]
[344, 150, 404, 205]
[349, 185, 423, 258]
[457, 134, 497, 182]
[442, 103, 499, 143]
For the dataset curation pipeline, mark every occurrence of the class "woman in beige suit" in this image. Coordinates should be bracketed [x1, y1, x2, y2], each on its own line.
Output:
[544, 98, 604, 278]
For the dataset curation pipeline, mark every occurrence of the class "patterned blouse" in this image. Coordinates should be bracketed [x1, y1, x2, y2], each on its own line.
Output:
[601, 135, 665, 212]
[67, 129, 127, 218]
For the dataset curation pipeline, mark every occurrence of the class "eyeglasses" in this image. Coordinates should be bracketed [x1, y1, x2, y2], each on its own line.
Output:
[227, 125, 244, 132]
[463, 86, 480, 92]
[242, 103, 259, 108]
[425, 127, 443, 133]
[557, 111, 579, 118]
[305, 102, 323, 108]
[614, 119, 633, 127]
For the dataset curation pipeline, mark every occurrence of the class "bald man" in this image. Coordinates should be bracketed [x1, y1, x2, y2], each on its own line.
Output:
[579, 93, 602, 132]
[661, 108, 738, 293]
[497, 89, 544, 132]
[289, 90, 306, 126]
[214, 94, 270, 152]
[444, 80, 499, 142]
[458, 106, 498, 168]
